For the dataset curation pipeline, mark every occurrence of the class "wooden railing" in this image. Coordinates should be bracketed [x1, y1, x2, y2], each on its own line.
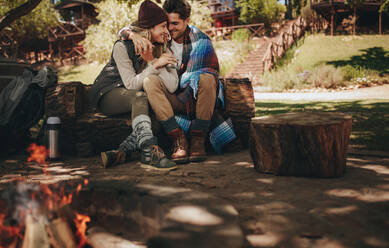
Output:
[262, 17, 307, 73]
[205, 23, 265, 40]
[48, 21, 84, 42]
[311, 0, 382, 5]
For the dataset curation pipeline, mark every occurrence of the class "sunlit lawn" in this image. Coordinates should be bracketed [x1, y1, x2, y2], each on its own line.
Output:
[289, 34, 389, 73]
[58, 40, 257, 84]
[256, 99, 389, 151]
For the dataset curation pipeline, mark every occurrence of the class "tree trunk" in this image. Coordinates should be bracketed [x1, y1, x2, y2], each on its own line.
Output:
[353, 6, 356, 35]
[0, 0, 43, 31]
[249, 112, 352, 178]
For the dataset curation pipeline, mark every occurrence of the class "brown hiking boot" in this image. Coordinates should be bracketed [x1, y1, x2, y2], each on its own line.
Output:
[189, 130, 207, 162]
[101, 150, 126, 168]
[168, 128, 188, 164]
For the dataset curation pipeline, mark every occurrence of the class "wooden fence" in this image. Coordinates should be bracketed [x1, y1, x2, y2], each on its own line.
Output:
[262, 17, 307, 73]
[205, 23, 265, 40]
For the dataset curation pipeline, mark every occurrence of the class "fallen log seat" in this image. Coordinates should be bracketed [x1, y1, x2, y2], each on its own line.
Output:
[45, 82, 132, 156]
[249, 112, 352, 177]
[45, 78, 256, 156]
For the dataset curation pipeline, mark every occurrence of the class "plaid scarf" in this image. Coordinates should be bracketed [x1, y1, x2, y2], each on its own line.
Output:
[177, 26, 224, 117]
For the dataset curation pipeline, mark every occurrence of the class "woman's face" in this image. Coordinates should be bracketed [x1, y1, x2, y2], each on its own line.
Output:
[150, 21, 169, 44]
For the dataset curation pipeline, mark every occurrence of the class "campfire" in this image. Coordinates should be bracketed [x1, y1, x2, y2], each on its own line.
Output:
[0, 143, 90, 248]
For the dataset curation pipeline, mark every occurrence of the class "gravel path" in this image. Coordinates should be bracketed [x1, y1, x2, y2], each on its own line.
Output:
[254, 84, 389, 101]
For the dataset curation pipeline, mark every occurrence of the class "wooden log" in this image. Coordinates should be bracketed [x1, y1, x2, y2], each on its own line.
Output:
[223, 78, 255, 147]
[22, 213, 50, 248]
[45, 81, 89, 120]
[74, 113, 132, 154]
[46, 218, 77, 248]
[87, 226, 144, 248]
[44, 81, 131, 155]
[249, 112, 352, 178]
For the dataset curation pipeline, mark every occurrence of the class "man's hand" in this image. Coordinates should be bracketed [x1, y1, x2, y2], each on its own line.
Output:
[152, 53, 178, 69]
[130, 32, 154, 55]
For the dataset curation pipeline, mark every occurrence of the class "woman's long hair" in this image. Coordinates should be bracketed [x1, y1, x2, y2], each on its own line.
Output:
[130, 24, 165, 60]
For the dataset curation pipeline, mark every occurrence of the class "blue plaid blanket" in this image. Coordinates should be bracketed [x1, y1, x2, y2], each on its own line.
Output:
[178, 25, 224, 108]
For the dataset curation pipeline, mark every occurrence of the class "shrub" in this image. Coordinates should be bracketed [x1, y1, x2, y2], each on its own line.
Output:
[237, 0, 286, 29]
[341, 65, 366, 81]
[307, 65, 345, 88]
[262, 68, 303, 92]
[232, 29, 251, 42]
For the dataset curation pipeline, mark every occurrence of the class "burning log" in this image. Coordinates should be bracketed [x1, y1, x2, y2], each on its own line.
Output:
[46, 218, 77, 248]
[22, 213, 50, 248]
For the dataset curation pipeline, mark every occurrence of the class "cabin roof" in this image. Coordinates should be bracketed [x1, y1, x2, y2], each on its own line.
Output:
[54, 0, 95, 10]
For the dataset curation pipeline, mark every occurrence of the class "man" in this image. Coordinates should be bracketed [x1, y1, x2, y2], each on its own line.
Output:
[122, 0, 233, 163]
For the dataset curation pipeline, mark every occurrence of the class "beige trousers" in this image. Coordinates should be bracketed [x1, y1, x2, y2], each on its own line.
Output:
[143, 73, 217, 121]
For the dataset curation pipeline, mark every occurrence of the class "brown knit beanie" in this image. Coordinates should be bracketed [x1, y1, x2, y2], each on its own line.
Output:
[135, 0, 168, 29]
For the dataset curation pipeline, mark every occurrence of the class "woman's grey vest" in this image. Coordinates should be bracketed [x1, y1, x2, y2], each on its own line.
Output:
[88, 40, 141, 110]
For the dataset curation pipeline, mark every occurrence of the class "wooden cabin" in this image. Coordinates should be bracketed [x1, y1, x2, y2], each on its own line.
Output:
[208, 0, 239, 27]
[48, 0, 98, 63]
[311, 0, 388, 35]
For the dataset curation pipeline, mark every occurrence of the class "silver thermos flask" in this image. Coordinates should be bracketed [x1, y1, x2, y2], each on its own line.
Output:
[47, 116, 61, 160]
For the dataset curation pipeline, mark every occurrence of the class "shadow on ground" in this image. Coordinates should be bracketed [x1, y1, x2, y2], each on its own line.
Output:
[1, 150, 389, 248]
[327, 46, 389, 76]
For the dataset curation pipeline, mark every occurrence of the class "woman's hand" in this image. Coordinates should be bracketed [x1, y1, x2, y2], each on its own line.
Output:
[130, 32, 154, 55]
[151, 53, 178, 69]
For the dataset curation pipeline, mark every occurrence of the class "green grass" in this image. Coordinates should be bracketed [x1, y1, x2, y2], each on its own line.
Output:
[58, 63, 104, 85]
[292, 34, 389, 72]
[263, 34, 389, 91]
[256, 100, 389, 151]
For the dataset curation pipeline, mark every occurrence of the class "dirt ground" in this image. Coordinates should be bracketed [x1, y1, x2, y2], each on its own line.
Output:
[1, 149, 389, 248]
[1, 85, 389, 247]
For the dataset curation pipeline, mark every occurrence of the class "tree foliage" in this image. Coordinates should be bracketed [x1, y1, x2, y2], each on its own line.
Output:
[285, 0, 308, 19]
[0, 0, 59, 42]
[82, 0, 142, 63]
[0, 0, 43, 31]
[83, 0, 212, 64]
[188, 0, 212, 31]
[380, 0, 389, 13]
[236, 0, 286, 28]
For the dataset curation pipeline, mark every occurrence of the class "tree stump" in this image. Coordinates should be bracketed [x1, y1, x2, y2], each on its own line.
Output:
[249, 112, 352, 177]
[223, 78, 255, 147]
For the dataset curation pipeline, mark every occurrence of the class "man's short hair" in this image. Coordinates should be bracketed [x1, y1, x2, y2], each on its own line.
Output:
[163, 0, 191, 20]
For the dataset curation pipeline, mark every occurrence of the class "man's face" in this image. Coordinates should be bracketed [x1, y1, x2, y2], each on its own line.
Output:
[167, 13, 189, 43]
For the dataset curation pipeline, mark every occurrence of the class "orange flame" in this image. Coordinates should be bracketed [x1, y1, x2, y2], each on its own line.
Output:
[0, 213, 22, 247]
[26, 143, 48, 165]
[74, 213, 90, 248]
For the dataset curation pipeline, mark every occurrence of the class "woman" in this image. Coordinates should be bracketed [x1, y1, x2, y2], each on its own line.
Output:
[88, 0, 178, 170]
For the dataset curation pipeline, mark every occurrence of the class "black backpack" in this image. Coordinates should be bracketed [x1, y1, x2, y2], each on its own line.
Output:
[0, 66, 57, 155]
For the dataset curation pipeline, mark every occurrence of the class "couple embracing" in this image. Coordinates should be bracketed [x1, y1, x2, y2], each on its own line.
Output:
[89, 0, 235, 170]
